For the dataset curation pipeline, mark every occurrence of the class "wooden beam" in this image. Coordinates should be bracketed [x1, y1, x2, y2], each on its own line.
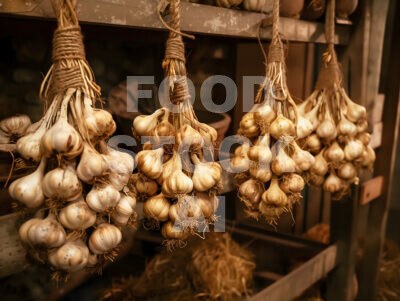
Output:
[0, 0, 350, 44]
[249, 244, 338, 301]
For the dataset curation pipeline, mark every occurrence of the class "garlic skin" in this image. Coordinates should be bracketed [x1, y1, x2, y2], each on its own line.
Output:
[136, 148, 164, 179]
[337, 115, 357, 136]
[296, 116, 314, 139]
[269, 114, 296, 139]
[254, 103, 276, 126]
[16, 125, 47, 162]
[249, 162, 272, 183]
[248, 135, 272, 166]
[357, 132, 371, 146]
[162, 168, 193, 198]
[176, 124, 204, 147]
[356, 119, 368, 133]
[0, 115, 31, 139]
[86, 184, 121, 213]
[291, 142, 315, 172]
[77, 144, 107, 183]
[195, 192, 217, 218]
[344, 93, 367, 122]
[89, 224, 122, 254]
[20, 214, 66, 248]
[309, 173, 325, 186]
[356, 146, 376, 167]
[49, 239, 89, 272]
[43, 164, 82, 202]
[239, 179, 263, 205]
[310, 151, 329, 176]
[338, 162, 357, 179]
[198, 122, 218, 145]
[239, 112, 260, 138]
[231, 142, 251, 173]
[129, 174, 158, 196]
[325, 142, 345, 162]
[323, 172, 343, 193]
[111, 194, 136, 226]
[262, 177, 288, 207]
[0, 130, 9, 144]
[191, 155, 221, 192]
[59, 198, 96, 230]
[161, 221, 189, 240]
[316, 110, 337, 140]
[170, 196, 203, 224]
[103, 145, 135, 191]
[143, 193, 170, 222]
[280, 173, 305, 194]
[9, 158, 46, 208]
[86, 108, 116, 140]
[304, 134, 322, 154]
[133, 109, 164, 136]
[271, 145, 296, 175]
[344, 139, 364, 161]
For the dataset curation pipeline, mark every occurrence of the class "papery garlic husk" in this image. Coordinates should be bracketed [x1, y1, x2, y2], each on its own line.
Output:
[162, 169, 193, 198]
[310, 151, 329, 176]
[325, 141, 345, 162]
[77, 143, 107, 183]
[143, 193, 170, 222]
[176, 124, 204, 148]
[356, 119, 368, 133]
[129, 173, 158, 196]
[161, 151, 180, 182]
[248, 135, 272, 165]
[296, 116, 314, 139]
[344, 92, 367, 122]
[142, 142, 153, 150]
[86, 108, 116, 140]
[316, 110, 337, 140]
[249, 162, 272, 183]
[269, 113, 296, 139]
[161, 221, 189, 240]
[43, 164, 82, 202]
[309, 172, 325, 186]
[152, 121, 176, 147]
[291, 142, 315, 172]
[88, 223, 122, 254]
[9, 158, 46, 208]
[304, 133, 322, 154]
[259, 201, 285, 219]
[239, 179, 264, 206]
[136, 148, 164, 179]
[191, 154, 221, 192]
[337, 114, 357, 137]
[20, 214, 66, 248]
[355, 146, 376, 167]
[170, 196, 203, 225]
[338, 162, 357, 180]
[357, 132, 371, 146]
[133, 109, 164, 136]
[304, 104, 320, 131]
[86, 184, 120, 213]
[19, 218, 41, 245]
[0, 114, 31, 139]
[16, 122, 47, 162]
[344, 139, 364, 161]
[253, 103, 276, 127]
[49, 239, 89, 272]
[59, 198, 96, 230]
[195, 192, 218, 218]
[271, 144, 297, 175]
[231, 142, 251, 173]
[323, 172, 343, 193]
[262, 177, 289, 207]
[239, 112, 260, 138]
[111, 194, 136, 226]
[168, 203, 182, 224]
[197, 122, 218, 146]
[280, 173, 305, 194]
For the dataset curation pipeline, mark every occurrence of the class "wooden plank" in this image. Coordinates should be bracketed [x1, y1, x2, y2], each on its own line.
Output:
[0, 0, 350, 44]
[359, 176, 383, 205]
[0, 213, 28, 278]
[305, 186, 323, 230]
[249, 244, 338, 301]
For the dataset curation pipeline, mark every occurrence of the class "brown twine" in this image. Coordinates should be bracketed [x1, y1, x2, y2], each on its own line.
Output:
[267, 0, 284, 63]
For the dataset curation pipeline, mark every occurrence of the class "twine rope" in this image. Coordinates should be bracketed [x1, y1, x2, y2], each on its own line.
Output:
[268, 0, 284, 63]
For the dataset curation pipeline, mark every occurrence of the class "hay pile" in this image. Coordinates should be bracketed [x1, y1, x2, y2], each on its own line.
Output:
[378, 240, 400, 301]
[102, 233, 255, 300]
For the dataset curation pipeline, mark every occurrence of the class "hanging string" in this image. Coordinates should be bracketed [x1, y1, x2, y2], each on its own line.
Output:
[268, 0, 284, 63]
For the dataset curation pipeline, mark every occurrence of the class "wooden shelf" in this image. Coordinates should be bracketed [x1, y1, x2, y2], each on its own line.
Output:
[0, 0, 350, 44]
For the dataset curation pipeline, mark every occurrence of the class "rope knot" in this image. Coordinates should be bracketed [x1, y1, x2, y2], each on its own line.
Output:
[52, 25, 85, 62]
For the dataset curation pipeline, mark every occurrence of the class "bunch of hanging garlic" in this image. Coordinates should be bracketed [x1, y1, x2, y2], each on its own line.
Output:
[131, 106, 221, 249]
[0, 115, 32, 144]
[233, 26, 313, 224]
[7, 0, 137, 278]
[299, 54, 375, 199]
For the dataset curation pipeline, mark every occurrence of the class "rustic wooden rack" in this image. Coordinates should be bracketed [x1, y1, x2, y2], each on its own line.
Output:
[0, 0, 397, 300]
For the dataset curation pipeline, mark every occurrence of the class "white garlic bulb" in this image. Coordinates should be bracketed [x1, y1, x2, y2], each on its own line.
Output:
[77, 143, 107, 183]
[191, 155, 222, 192]
[133, 109, 164, 136]
[143, 193, 170, 222]
[16, 124, 47, 162]
[136, 148, 164, 179]
[248, 135, 272, 166]
[86, 184, 121, 213]
[344, 139, 364, 161]
[49, 239, 89, 272]
[0, 114, 31, 139]
[111, 194, 136, 226]
[88, 223, 122, 254]
[59, 198, 96, 230]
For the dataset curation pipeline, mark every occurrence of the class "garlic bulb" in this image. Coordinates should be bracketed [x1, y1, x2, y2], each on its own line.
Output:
[170, 196, 203, 223]
[9, 158, 46, 208]
[249, 162, 272, 182]
[239, 179, 263, 205]
[316, 110, 337, 140]
[323, 172, 343, 193]
[344, 93, 367, 122]
[280, 173, 305, 194]
[254, 103, 276, 126]
[271, 144, 296, 175]
[59, 198, 96, 230]
[239, 112, 260, 137]
[338, 162, 357, 179]
[86, 184, 120, 213]
[344, 139, 364, 161]
[136, 148, 164, 179]
[291, 142, 315, 172]
[161, 152, 180, 182]
[296, 116, 314, 139]
[161, 221, 189, 240]
[133, 109, 164, 136]
[49, 239, 89, 272]
[231, 142, 251, 173]
[77, 144, 107, 183]
[176, 124, 204, 147]
[111, 194, 136, 225]
[248, 135, 272, 165]
[85, 106, 116, 140]
[304, 133, 322, 154]
[0, 115, 31, 139]
[16, 123, 47, 162]
[261, 177, 288, 207]
[162, 168, 193, 197]
[130, 174, 158, 196]
[195, 192, 217, 218]
[337, 114, 357, 136]
[103, 145, 135, 190]
[310, 151, 328, 176]
[356, 146, 376, 167]
[143, 193, 170, 222]
[20, 214, 66, 248]
[89, 223, 122, 254]
[304, 105, 320, 131]
[309, 173, 325, 186]
[357, 132, 371, 146]
[269, 114, 295, 139]
[191, 154, 221, 192]
[356, 119, 368, 133]
[198, 122, 218, 145]
[43, 164, 82, 202]
[243, 0, 270, 12]
[325, 142, 344, 162]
